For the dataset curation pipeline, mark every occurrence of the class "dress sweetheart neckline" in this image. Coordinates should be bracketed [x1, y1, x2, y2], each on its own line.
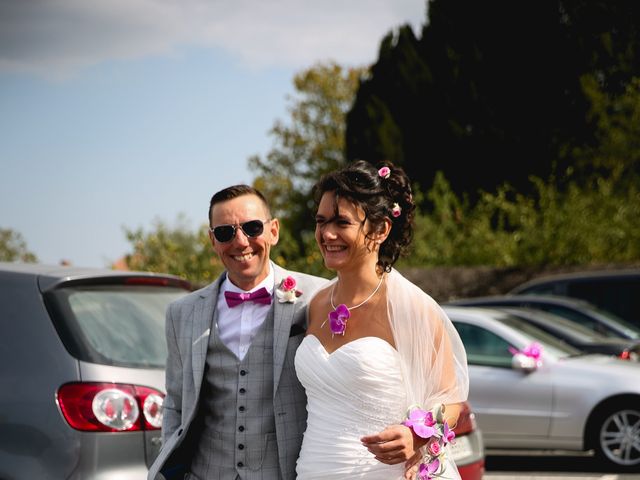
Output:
[304, 333, 398, 357]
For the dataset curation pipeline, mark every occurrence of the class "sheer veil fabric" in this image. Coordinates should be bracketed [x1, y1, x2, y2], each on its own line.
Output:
[386, 268, 469, 410]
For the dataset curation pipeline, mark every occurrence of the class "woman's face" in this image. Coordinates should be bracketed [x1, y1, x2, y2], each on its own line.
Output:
[315, 191, 377, 272]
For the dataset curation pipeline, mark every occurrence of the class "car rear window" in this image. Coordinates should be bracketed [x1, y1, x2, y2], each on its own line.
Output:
[46, 284, 188, 368]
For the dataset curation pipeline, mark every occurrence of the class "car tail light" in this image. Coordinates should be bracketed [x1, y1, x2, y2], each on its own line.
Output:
[57, 382, 164, 432]
[452, 401, 476, 436]
[619, 349, 639, 361]
[138, 386, 164, 429]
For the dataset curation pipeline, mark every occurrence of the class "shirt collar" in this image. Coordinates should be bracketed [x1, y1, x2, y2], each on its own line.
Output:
[222, 264, 275, 296]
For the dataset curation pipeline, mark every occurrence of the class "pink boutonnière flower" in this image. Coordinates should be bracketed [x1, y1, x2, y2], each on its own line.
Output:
[276, 276, 303, 304]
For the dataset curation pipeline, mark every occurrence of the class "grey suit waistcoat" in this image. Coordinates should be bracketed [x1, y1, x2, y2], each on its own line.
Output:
[190, 308, 279, 480]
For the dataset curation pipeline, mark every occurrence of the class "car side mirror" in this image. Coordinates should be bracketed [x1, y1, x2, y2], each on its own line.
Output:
[511, 352, 539, 373]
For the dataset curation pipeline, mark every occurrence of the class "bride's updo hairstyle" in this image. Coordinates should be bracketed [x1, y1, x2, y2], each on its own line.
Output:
[312, 160, 416, 272]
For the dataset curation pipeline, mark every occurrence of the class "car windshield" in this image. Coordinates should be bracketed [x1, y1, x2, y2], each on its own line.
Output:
[493, 312, 582, 357]
[588, 306, 640, 340]
[503, 308, 606, 341]
[47, 285, 188, 368]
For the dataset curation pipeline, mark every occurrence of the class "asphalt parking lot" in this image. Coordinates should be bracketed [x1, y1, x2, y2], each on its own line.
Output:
[483, 453, 640, 479]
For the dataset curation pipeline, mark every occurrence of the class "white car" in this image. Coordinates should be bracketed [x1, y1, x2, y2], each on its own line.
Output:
[444, 305, 640, 472]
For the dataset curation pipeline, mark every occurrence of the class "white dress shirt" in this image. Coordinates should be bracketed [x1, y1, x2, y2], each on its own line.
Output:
[216, 267, 275, 360]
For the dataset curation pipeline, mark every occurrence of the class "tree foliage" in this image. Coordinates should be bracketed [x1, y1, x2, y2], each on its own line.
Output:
[0, 228, 38, 263]
[122, 215, 222, 288]
[571, 75, 640, 178]
[118, 61, 640, 284]
[346, 0, 640, 199]
[406, 170, 640, 267]
[404, 77, 640, 267]
[249, 62, 366, 276]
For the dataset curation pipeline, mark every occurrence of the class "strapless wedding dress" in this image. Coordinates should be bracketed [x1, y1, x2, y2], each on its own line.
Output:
[295, 334, 461, 479]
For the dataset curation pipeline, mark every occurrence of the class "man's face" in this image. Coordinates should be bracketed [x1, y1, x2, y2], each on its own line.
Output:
[209, 194, 279, 291]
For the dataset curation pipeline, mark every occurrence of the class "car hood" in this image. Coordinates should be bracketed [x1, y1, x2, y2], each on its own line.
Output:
[554, 353, 640, 390]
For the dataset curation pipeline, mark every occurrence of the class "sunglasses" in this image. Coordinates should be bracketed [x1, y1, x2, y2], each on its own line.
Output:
[209, 219, 271, 243]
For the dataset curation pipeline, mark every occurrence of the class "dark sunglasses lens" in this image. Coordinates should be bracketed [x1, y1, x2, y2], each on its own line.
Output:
[241, 220, 264, 237]
[213, 225, 235, 242]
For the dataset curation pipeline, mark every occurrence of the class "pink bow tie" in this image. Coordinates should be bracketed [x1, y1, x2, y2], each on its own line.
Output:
[224, 287, 272, 308]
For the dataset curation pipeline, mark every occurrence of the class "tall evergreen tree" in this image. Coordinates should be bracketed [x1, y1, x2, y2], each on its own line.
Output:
[346, 0, 640, 199]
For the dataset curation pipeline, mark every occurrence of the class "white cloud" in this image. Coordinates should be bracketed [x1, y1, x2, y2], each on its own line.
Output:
[0, 0, 426, 78]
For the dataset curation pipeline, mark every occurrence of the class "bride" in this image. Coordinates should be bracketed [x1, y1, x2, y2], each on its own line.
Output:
[295, 161, 469, 479]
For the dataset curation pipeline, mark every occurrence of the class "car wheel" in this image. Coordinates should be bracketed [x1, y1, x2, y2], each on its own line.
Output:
[592, 405, 640, 470]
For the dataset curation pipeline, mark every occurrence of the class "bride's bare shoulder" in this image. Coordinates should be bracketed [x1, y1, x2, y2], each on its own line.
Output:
[310, 285, 331, 309]
[308, 286, 332, 328]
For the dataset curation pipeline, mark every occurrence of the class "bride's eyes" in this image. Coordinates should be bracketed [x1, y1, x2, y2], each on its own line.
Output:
[315, 216, 355, 227]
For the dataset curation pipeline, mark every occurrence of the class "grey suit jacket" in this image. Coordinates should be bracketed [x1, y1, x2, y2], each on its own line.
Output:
[148, 263, 328, 480]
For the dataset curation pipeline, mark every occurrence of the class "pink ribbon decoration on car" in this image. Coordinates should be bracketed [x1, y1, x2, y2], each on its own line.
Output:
[509, 341, 543, 360]
[224, 287, 272, 308]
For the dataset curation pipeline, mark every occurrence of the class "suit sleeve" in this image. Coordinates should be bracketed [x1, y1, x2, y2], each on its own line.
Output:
[161, 300, 183, 443]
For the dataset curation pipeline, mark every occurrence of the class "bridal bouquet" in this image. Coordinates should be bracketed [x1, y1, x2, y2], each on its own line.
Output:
[402, 403, 455, 480]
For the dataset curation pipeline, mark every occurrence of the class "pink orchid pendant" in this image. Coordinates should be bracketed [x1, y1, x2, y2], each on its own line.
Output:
[328, 304, 350, 336]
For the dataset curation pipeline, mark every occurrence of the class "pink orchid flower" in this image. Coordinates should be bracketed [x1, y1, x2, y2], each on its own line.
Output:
[403, 407, 437, 439]
[443, 420, 455, 445]
[418, 457, 440, 480]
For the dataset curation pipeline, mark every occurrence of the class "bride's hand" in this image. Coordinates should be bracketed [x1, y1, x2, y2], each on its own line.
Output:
[360, 424, 420, 465]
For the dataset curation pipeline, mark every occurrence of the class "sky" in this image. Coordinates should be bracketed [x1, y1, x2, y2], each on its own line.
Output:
[0, 0, 426, 268]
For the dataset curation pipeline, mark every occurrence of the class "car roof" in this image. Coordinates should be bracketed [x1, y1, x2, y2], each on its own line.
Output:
[511, 268, 640, 292]
[0, 261, 191, 291]
[446, 293, 599, 309]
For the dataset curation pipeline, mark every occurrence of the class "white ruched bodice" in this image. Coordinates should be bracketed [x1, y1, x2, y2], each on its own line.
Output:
[294, 335, 407, 479]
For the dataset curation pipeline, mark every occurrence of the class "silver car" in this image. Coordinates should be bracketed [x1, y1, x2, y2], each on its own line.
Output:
[0, 262, 191, 479]
[444, 305, 640, 471]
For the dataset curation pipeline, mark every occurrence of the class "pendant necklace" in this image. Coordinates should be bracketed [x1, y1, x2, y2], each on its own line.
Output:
[321, 273, 385, 337]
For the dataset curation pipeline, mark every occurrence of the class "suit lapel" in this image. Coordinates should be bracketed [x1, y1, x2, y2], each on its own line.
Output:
[272, 265, 297, 396]
[192, 275, 223, 399]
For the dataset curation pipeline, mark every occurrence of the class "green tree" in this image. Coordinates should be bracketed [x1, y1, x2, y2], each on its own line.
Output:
[0, 228, 38, 262]
[408, 169, 640, 267]
[571, 75, 640, 178]
[249, 62, 366, 276]
[122, 214, 222, 287]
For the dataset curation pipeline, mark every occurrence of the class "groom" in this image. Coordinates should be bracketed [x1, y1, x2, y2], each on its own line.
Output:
[147, 184, 328, 480]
